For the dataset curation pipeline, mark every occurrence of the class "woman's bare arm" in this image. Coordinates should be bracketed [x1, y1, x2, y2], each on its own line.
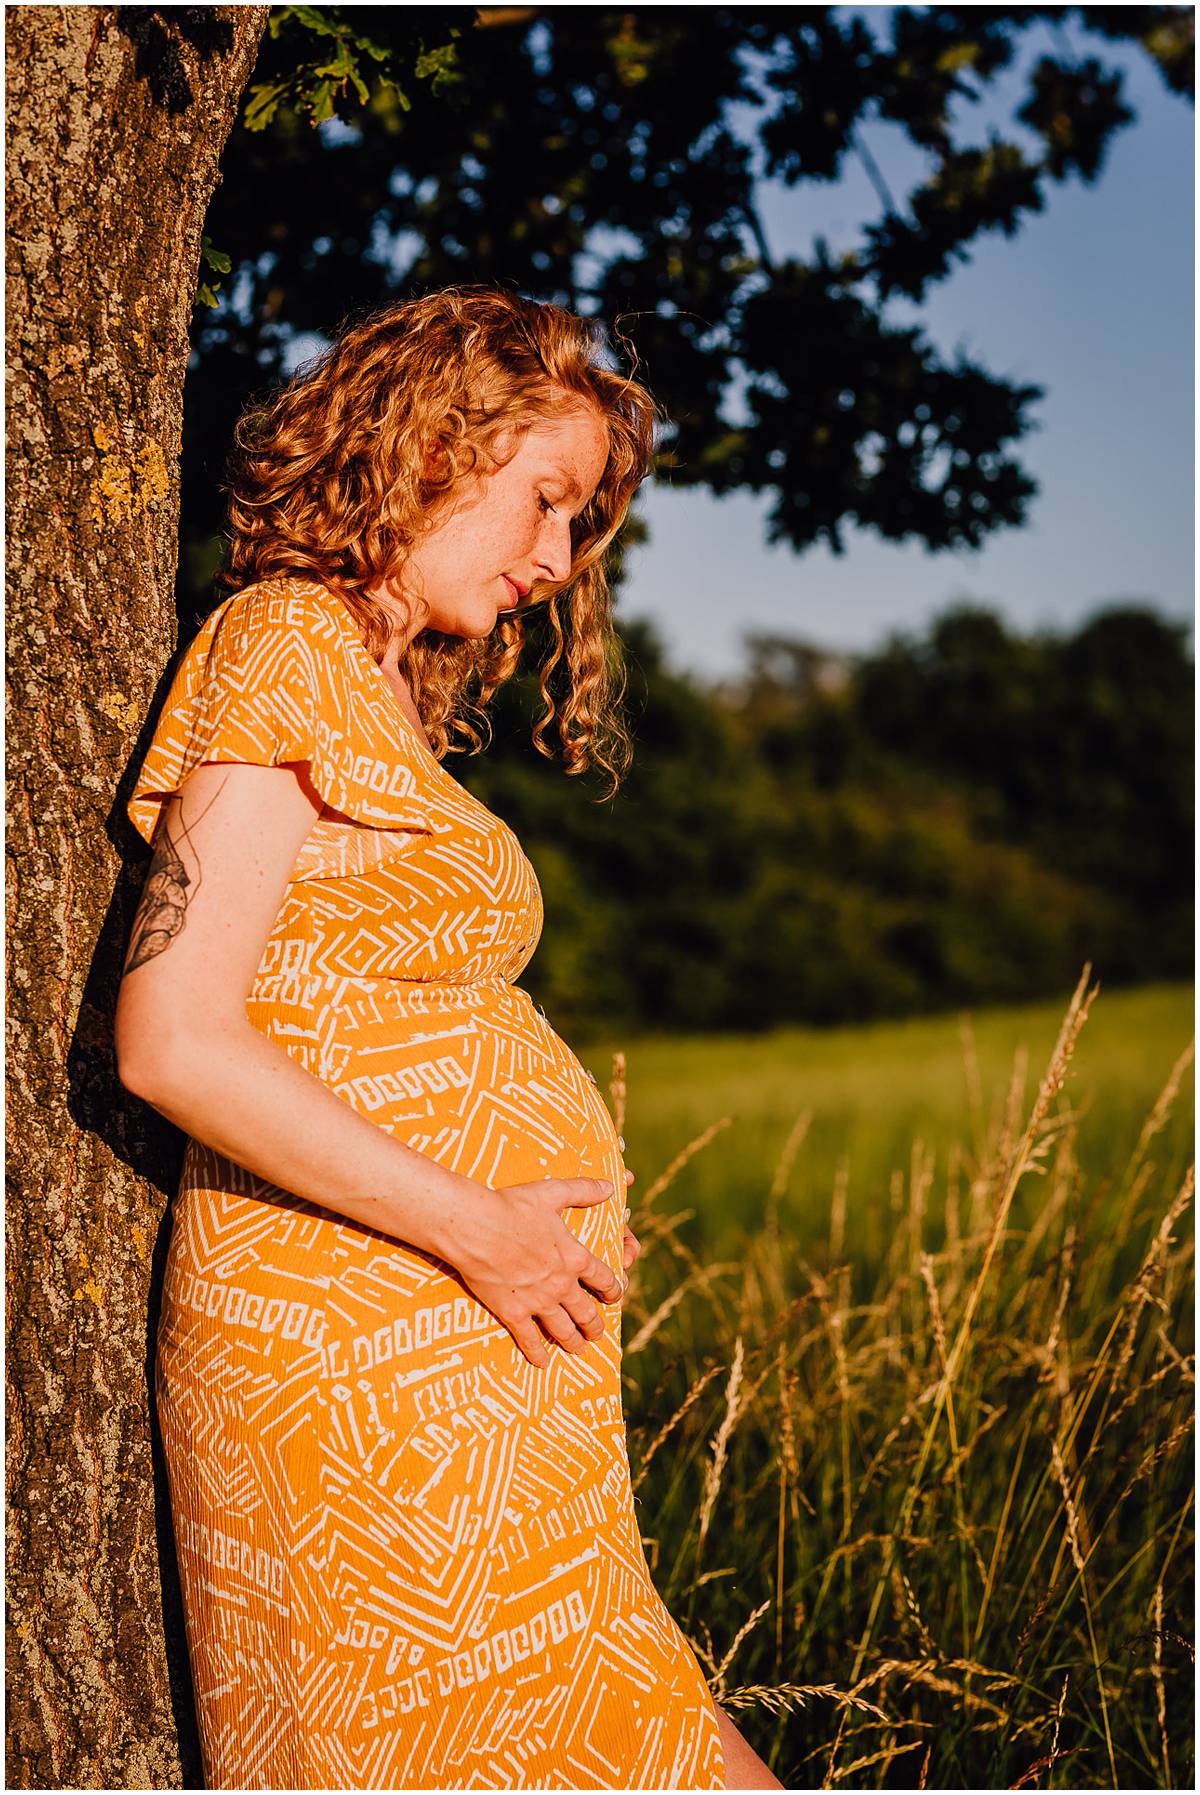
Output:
[115, 761, 622, 1365]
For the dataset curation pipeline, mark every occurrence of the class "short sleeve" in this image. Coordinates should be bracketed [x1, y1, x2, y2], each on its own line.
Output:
[127, 579, 438, 854]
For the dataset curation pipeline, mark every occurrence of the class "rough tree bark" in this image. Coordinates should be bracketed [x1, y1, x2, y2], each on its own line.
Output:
[6, 9, 269, 1786]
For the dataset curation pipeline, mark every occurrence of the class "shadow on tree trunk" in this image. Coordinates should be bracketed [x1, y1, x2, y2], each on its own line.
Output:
[61, 658, 208, 1785]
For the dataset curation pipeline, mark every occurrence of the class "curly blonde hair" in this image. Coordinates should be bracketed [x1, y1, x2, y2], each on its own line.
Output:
[220, 285, 661, 794]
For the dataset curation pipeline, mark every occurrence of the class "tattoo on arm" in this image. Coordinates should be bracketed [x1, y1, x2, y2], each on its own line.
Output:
[124, 781, 224, 973]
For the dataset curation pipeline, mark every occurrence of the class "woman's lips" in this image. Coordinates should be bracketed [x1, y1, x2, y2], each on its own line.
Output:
[499, 575, 521, 608]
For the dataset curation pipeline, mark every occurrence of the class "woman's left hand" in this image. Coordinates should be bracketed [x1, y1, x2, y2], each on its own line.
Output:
[621, 1166, 641, 1279]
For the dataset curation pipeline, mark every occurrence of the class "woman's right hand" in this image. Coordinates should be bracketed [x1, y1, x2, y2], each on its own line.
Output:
[453, 1178, 624, 1368]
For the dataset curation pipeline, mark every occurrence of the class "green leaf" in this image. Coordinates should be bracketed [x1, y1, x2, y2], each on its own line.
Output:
[313, 41, 354, 81]
[243, 81, 288, 132]
[415, 40, 463, 95]
[258, 6, 458, 129]
[347, 25, 393, 60]
[280, 5, 339, 40]
[200, 235, 232, 275]
[196, 282, 221, 309]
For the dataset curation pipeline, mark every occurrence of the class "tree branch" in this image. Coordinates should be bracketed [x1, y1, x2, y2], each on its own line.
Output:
[852, 124, 903, 220]
[474, 7, 539, 27]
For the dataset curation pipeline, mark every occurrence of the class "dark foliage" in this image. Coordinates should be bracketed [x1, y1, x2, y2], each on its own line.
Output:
[179, 5, 1192, 618]
[452, 603, 1192, 1036]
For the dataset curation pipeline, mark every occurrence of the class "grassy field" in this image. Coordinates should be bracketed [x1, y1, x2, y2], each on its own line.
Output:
[584, 979, 1194, 1788]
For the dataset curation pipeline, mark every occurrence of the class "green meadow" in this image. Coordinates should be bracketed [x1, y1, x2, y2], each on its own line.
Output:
[583, 979, 1195, 1788]
[584, 981, 1195, 1248]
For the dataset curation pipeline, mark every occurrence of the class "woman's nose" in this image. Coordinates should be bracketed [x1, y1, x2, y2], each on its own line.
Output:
[535, 517, 573, 583]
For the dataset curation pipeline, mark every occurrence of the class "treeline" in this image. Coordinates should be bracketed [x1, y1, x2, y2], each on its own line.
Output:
[450, 602, 1194, 1038]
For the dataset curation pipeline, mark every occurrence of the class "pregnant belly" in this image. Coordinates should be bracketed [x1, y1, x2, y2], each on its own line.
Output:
[318, 977, 621, 1179]
[288, 977, 631, 1468]
[263, 975, 627, 1288]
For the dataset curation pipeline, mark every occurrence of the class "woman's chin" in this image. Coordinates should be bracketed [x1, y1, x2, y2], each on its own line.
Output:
[436, 609, 500, 641]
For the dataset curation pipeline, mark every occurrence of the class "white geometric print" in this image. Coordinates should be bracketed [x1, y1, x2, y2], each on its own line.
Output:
[130, 577, 727, 1790]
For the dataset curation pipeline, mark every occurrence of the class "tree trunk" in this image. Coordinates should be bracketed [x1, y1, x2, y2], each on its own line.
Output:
[5, 9, 269, 1786]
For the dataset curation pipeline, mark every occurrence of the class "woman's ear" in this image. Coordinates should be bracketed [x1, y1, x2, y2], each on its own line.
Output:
[423, 440, 452, 487]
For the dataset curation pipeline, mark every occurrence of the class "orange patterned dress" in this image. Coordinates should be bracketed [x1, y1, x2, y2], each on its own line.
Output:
[128, 577, 726, 1791]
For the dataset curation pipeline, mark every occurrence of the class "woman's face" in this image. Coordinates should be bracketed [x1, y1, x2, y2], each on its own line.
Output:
[374, 400, 611, 648]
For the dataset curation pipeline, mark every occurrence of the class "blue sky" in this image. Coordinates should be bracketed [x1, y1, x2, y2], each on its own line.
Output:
[621, 13, 1195, 677]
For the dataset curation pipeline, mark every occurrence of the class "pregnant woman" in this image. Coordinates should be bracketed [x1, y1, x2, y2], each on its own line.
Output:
[116, 287, 779, 1791]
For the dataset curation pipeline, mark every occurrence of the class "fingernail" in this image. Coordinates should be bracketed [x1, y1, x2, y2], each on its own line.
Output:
[622, 1206, 630, 1223]
[617, 1135, 626, 1150]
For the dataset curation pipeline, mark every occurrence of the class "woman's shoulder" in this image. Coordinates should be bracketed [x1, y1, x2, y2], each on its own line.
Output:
[129, 576, 435, 847]
[200, 575, 354, 667]
[176, 575, 375, 731]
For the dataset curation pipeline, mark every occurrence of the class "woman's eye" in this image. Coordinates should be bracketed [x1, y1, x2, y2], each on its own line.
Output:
[537, 494, 557, 516]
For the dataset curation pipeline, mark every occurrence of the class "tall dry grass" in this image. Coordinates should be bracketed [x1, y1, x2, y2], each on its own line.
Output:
[613, 969, 1195, 1789]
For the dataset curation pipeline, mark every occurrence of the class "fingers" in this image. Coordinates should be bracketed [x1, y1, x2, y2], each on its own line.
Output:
[560, 1286, 604, 1342]
[537, 1305, 589, 1354]
[579, 1251, 624, 1305]
[556, 1178, 614, 1209]
[490, 1173, 637, 1367]
[549, 1288, 605, 1352]
[507, 1316, 552, 1370]
[508, 1267, 619, 1366]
